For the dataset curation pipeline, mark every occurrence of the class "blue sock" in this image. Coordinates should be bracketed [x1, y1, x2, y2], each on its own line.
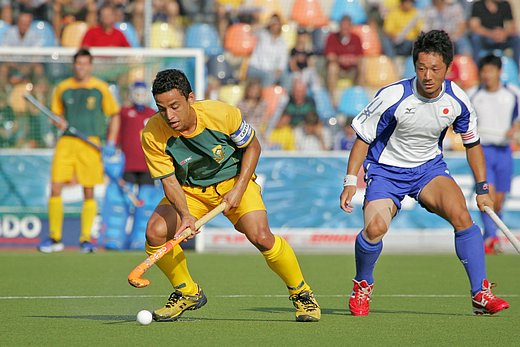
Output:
[454, 224, 486, 295]
[480, 211, 498, 240]
[354, 232, 383, 284]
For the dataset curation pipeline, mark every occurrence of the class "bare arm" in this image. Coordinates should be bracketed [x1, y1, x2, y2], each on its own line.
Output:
[465, 143, 493, 211]
[223, 136, 261, 213]
[340, 138, 369, 212]
[106, 113, 121, 144]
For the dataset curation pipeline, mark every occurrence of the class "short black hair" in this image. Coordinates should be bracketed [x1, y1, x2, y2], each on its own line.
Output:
[152, 69, 193, 99]
[412, 30, 453, 67]
[73, 48, 93, 63]
[478, 54, 502, 71]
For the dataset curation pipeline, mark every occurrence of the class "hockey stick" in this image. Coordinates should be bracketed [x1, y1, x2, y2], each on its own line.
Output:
[128, 202, 227, 288]
[484, 206, 520, 254]
[23, 93, 144, 208]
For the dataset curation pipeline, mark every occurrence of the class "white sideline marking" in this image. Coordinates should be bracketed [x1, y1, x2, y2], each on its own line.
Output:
[0, 294, 518, 300]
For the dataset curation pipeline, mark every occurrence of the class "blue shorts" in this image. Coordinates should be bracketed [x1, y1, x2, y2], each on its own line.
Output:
[482, 145, 512, 193]
[363, 155, 452, 210]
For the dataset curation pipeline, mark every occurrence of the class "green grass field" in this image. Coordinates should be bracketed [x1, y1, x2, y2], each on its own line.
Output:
[2, 251, 519, 346]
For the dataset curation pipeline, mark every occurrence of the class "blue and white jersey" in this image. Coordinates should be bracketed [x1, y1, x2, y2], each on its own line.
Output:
[467, 83, 520, 146]
[352, 78, 479, 168]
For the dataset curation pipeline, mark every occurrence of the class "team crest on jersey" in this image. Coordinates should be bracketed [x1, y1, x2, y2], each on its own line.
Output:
[86, 96, 97, 110]
[212, 145, 225, 163]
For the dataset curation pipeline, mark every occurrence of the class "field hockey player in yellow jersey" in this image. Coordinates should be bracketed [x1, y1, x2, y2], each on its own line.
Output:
[38, 48, 121, 253]
[142, 69, 320, 322]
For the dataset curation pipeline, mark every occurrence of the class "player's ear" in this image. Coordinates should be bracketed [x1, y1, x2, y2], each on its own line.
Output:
[187, 92, 196, 105]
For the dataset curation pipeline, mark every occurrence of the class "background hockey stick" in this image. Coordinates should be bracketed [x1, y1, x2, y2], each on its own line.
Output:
[484, 206, 520, 254]
[128, 202, 227, 288]
[23, 93, 144, 208]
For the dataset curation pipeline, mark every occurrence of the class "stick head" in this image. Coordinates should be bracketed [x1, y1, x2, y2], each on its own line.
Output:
[136, 199, 145, 208]
[128, 277, 150, 288]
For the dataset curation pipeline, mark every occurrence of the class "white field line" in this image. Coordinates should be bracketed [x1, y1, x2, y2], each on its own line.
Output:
[0, 294, 518, 300]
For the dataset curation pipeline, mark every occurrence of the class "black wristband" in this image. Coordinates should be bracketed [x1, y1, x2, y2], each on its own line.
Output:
[475, 181, 489, 195]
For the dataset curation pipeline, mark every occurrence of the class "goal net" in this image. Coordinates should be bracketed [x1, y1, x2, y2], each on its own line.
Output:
[0, 47, 204, 148]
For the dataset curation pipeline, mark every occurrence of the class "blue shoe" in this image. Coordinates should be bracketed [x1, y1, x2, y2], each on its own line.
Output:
[80, 241, 96, 253]
[38, 239, 64, 253]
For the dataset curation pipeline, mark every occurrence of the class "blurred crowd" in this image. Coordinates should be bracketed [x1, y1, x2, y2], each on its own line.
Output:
[0, 0, 519, 151]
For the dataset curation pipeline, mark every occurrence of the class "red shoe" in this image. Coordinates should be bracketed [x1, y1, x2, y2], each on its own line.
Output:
[472, 279, 510, 315]
[484, 237, 502, 255]
[349, 279, 373, 316]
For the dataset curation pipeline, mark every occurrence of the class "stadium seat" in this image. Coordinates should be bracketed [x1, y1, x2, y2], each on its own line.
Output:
[290, 0, 328, 28]
[61, 21, 88, 47]
[311, 26, 333, 55]
[31, 21, 57, 47]
[352, 25, 382, 56]
[312, 87, 337, 120]
[9, 83, 30, 114]
[447, 55, 478, 89]
[281, 22, 298, 50]
[362, 55, 399, 89]
[252, 0, 285, 24]
[0, 20, 9, 43]
[218, 84, 245, 106]
[150, 22, 182, 48]
[329, 0, 367, 24]
[206, 54, 235, 84]
[116, 22, 140, 47]
[185, 23, 223, 56]
[501, 56, 520, 86]
[262, 85, 287, 120]
[338, 86, 370, 117]
[224, 23, 257, 57]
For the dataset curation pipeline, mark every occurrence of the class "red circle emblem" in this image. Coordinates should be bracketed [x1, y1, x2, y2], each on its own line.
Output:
[443, 108, 449, 114]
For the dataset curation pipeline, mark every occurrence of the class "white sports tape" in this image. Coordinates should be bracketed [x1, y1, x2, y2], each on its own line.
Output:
[343, 174, 358, 187]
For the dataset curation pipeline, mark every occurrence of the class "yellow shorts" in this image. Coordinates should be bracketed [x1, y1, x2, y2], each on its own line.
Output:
[51, 136, 104, 187]
[158, 176, 266, 225]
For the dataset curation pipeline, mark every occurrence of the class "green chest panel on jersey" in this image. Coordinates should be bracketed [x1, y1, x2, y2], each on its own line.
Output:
[62, 88, 107, 138]
[166, 128, 243, 187]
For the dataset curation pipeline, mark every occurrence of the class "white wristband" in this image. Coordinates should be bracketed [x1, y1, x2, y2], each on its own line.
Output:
[343, 174, 358, 187]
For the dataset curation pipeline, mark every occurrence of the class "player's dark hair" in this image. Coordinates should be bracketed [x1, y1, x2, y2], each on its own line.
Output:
[152, 69, 192, 99]
[478, 54, 502, 71]
[73, 48, 93, 63]
[412, 30, 453, 67]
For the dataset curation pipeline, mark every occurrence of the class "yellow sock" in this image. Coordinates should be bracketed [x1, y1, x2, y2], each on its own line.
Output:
[80, 199, 97, 243]
[145, 242, 198, 295]
[262, 235, 311, 295]
[48, 196, 63, 241]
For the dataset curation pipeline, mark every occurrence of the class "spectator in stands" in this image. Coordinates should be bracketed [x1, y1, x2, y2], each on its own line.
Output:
[285, 28, 321, 92]
[236, 79, 268, 142]
[382, 0, 423, 57]
[424, 0, 472, 56]
[3, 0, 51, 23]
[152, 0, 180, 25]
[1, 11, 46, 46]
[38, 48, 121, 254]
[469, 0, 520, 69]
[247, 13, 288, 87]
[52, 0, 97, 38]
[467, 54, 520, 253]
[283, 79, 316, 127]
[177, 0, 215, 24]
[294, 111, 331, 151]
[81, 3, 131, 47]
[1, 0, 12, 23]
[334, 117, 357, 151]
[0, 11, 45, 84]
[267, 113, 296, 150]
[324, 15, 363, 98]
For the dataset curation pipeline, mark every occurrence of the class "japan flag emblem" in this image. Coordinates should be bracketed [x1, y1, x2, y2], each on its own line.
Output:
[440, 106, 453, 117]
